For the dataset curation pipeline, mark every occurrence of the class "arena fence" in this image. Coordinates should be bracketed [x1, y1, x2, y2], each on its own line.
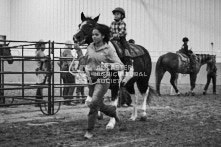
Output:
[0, 40, 88, 115]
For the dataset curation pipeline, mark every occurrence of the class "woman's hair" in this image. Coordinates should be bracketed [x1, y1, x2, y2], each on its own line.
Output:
[92, 24, 110, 43]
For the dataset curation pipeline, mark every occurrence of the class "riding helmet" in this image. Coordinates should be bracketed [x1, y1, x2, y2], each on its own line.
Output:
[182, 37, 189, 42]
[112, 7, 125, 19]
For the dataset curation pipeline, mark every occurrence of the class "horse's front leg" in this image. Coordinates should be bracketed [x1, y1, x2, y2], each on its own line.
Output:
[189, 74, 197, 96]
[140, 87, 150, 121]
[129, 94, 138, 121]
[170, 73, 180, 95]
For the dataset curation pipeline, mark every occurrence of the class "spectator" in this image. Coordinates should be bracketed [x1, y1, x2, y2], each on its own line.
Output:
[58, 40, 76, 106]
[35, 39, 48, 106]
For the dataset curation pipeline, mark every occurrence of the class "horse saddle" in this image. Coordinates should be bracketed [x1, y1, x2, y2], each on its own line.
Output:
[176, 52, 190, 63]
[176, 51, 199, 73]
[176, 51, 191, 71]
[111, 40, 146, 58]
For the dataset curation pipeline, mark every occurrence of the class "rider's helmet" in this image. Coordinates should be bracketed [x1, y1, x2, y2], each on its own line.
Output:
[112, 7, 125, 19]
[182, 37, 189, 42]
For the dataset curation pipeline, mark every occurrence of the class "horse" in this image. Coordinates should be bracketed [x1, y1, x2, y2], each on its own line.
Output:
[73, 12, 154, 129]
[0, 43, 14, 104]
[0, 43, 14, 64]
[155, 52, 216, 96]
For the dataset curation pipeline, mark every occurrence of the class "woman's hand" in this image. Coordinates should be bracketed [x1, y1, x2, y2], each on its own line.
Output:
[100, 62, 111, 70]
[113, 34, 119, 38]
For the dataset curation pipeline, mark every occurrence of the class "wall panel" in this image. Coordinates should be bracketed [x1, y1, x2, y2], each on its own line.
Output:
[7, 0, 221, 61]
[0, 0, 11, 37]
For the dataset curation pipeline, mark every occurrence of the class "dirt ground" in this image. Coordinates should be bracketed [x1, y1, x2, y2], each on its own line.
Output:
[0, 84, 221, 147]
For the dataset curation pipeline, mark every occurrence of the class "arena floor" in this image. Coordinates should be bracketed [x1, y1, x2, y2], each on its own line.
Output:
[0, 84, 221, 146]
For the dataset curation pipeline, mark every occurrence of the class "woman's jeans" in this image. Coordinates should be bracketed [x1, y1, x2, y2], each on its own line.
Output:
[204, 73, 216, 93]
[87, 81, 117, 131]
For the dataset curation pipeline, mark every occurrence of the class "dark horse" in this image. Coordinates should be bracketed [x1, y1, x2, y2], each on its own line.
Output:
[0, 43, 14, 104]
[73, 12, 153, 128]
[155, 52, 216, 96]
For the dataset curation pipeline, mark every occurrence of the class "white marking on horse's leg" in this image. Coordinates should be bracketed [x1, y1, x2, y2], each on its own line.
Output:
[170, 86, 176, 95]
[97, 111, 103, 120]
[98, 111, 101, 116]
[118, 70, 124, 83]
[85, 96, 92, 107]
[112, 97, 118, 107]
[129, 94, 137, 121]
[141, 87, 149, 117]
[122, 67, 134, 84]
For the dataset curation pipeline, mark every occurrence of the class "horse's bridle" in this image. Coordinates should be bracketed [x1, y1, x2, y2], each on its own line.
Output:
[77, 21, 96, 44]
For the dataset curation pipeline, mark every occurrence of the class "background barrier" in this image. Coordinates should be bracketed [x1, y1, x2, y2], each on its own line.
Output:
[0, 40, 88, 115]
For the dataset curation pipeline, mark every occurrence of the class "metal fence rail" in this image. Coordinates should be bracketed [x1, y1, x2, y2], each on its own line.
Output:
[0, 40, 88, 115]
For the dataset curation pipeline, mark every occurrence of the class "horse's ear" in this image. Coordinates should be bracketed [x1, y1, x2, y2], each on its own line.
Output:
[93, 14, 100, 22]
[81, 12, 86, 21]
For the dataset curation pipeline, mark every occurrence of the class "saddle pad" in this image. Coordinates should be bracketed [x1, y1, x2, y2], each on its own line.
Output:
[111, 40, 146, 58]
[177, 52, 189, 63]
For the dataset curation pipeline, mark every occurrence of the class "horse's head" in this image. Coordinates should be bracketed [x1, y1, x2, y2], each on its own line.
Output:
[0, 43, 13, 64]
[73, 12, 100, 45]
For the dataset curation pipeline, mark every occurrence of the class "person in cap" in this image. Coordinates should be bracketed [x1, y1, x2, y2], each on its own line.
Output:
[110, 7, 131, 63]
[180, 37, 190, 55]
[128, 39, 135, 44]
[58, 40, 76, 106]
[35, 39, 48, 106]
[180, 37, 195, 72]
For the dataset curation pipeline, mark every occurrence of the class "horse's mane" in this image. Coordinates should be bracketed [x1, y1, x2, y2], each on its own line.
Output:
[196, 54, 212, 56]
[82, 16, 94, 21]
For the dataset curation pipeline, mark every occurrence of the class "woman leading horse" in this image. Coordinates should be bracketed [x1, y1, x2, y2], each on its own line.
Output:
[73, 12, 154, 130]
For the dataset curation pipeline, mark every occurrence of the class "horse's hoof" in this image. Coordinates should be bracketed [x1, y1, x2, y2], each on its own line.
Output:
[129, 116, 137, 121]
[106, 122, 115, 130]
[191, 92, 195, 96]
[157, 93, 161, 97]
[203, 92, 206, 95]
[140, 116, 147, 121]
[84, 131, 93, 139]
[106, 125, 114, 130]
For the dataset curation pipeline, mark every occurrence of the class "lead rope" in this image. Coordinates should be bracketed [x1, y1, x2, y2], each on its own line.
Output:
[68, 57, 78, 76]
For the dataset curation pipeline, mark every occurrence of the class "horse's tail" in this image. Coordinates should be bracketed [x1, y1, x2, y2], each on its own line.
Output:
[155, 55, 165, 96]
[146, 86, 158, 104]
